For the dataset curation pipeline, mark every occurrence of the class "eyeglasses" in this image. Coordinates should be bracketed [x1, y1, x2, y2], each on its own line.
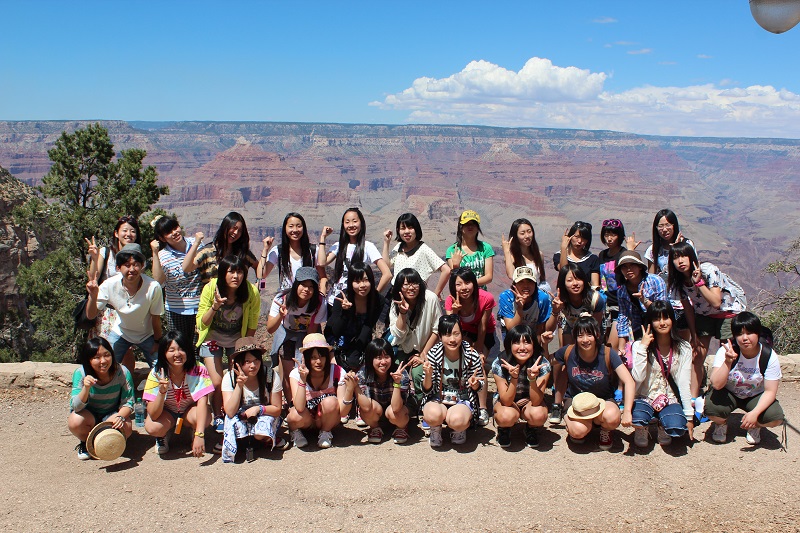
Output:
[657, 223, 673, 230]
[401, 282, 419, 288]
[602, 219, 622, 228]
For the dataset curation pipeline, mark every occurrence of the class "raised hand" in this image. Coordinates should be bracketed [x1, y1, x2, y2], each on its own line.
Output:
[539, 330, 554, 348]
[625, 232, 642, 251]
[234, 363, 248, 387]
[213, 288, 227, 310]
[501, 234, 513, 252]
[422, 359, 433, 378]
[561, 229, 571, 251]
[451, 248, 464, 267]
[85, 270, 99, 297]
[194, 231, 204, 243]
[84, 236, 99, 260]
[391, 361, 407, 384]
[640, 324, 654, 348]
[262, 236, 274, 250]
[467, 367, 482, 390]
[150, 239, 160, 254]
[528, 356, 544, 380]
[157, 368, 169, 394]
[279, 303, 289, 319]
[83, 374, 98, 389]
[394, 293, 410, 315]
[551, 288, 564, 314]
[723, 339, 738, 365]
[500, 358, 520, 380]
[383, 229, 393, 243]
[450, 292, 462, 313]
[691, 262, 703, 285]
[321, 226, 334, 240]
[336, 293, 352, 310]
[298, 363, 309, 383]
[676, 231, 685, 243]
[511, 285, 527, 310]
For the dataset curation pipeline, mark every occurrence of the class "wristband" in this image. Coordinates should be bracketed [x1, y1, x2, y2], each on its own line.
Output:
[694, 279, 706, 287]
[319, 242, 325, 245]
[194, 431, 204, 437]
[297, 382, 306, 388]
[260, 405, 267, 416]
[392, 383, 401, 389]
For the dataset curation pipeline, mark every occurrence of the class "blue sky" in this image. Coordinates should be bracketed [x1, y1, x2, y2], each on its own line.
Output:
[2, 1, 800, 137]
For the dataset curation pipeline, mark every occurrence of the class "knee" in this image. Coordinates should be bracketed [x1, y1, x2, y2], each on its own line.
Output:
[493, 407, 518, 428]
[320, 396, 339, 415]
[423, 404, 445, 425]
[524, 406, 548, 427]
[566, 419, 591, 439]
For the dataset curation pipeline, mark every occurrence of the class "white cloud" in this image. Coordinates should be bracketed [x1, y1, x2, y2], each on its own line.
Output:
[697, 54, 713, 59]
[593, 16, 617, 24]
[628, 48, 653, 55]
[372, 58, 800, 138]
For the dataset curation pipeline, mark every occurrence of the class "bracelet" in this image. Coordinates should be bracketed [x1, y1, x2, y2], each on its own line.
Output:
[158, 387, 167, 395]
[261, 255, 267, 259]
[260, 405, 267, 416]
[117, 415, 126, 422]
[319, 242, 325, 245]
[342, 398, 354, 405]
[392, 383, 401, 389]
[194, 431, 204, 437]
[297, 382, 306, 388]
[212, 305, 220, 311]
[695, 279, 706, 287]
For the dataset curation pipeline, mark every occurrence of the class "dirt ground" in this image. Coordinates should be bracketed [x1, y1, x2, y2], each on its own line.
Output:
[1, 383, 798, 533]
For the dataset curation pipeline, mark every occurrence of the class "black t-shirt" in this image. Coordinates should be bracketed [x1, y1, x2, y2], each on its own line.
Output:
[553, 345, 624, 400]
[552, 252, 601, 281]
[598, 248, 624, 307]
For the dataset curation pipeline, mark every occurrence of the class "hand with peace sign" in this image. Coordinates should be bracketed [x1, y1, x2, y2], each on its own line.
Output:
[84, 236, 100, 261]
[157, 368, 169, 395]
[511, 285, 528, 310]
[500, 358, 520, 381]
[467, 367, 483, 391]
[551, 288, 564, 314]
[625, 232, 642, 251]
[391, 361, 408, 384]
[723, 339, 738, 366]
[85, 270, 100, 298]
[640, 324, 654, 349]
[527, 356, 544, 381]
[691, 262, 703, 285]
[394, 293, 410, 315]
[450, 248, 464, 268]
[450, 292, 462, 314]
[297, 363, 309, 384]
[234, 362, 248, 388]
[336, 293, 352, 310]
[211, 288, 227, 312]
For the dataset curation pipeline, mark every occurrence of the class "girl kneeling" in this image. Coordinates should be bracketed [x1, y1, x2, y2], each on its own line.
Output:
[421, 315, 484, 447]
[631, 301, 694, 448]
[220, 337, 287, 462]
[492, 325, 551, 448]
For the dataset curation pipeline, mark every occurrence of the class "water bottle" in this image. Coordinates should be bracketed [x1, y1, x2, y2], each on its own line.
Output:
[134, 399, 145, 427]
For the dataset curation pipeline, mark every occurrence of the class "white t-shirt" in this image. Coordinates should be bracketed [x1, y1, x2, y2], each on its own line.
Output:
[269, 293, 328, 332]
[326, 240, 382, 305]
[266, 246, 316, 291]
[389, 242, 445, 284]
[712, 344, 782, 398]
[221, 368, 283, 408]
[96, 273, 164, 343]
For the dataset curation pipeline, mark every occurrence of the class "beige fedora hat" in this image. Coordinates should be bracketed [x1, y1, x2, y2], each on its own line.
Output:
[86, 421, 127, 461]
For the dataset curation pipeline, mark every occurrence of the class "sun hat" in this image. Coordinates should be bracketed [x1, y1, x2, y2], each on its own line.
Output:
[459, 210, 481, 225]
[294, 266, 320, 284]
[86, 420, 127, 460]
[229, 336, 267, 359]
[566, 392, 606, 420]
[616, 250, 647, 269]
[116, 243, 146, 264]
[300, 333, 332, 354]
[512, 266, 538, 284]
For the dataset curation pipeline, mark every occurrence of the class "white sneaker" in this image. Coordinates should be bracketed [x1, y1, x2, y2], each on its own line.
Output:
[712, 423, 728, 443]
[340, 414, 350, 424]
[657, 425, 672, 446]
[429, 425, 443, 447]
[450, 429, 467, 444]
[155, 434, 170, 455]
[292, 429, 308, 448]
[634, 426, 649, 448]
[317, 430, 333, 449]
[746, 427, 762, 445]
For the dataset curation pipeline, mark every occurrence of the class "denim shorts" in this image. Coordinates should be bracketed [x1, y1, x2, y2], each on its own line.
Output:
[106, 331, 157, 367]
[631, 398, 687, 437]
[199, 341, 236, 360]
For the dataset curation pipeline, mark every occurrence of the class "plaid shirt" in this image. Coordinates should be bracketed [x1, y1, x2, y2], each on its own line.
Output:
[616, 274, 666, 339]
[357, 368, 409, 407]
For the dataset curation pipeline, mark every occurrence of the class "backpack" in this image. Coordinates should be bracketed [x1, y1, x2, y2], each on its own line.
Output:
[718, 270, 747, 311]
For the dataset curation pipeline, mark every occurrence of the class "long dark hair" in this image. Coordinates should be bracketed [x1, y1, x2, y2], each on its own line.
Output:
[344, 262, 379, 314]
[285, 276, 320, 315]
[363, 338, 396, 384]
[448, 267, 479, 307]
[214, 212, 252, 265]
[231, 349, 268, 405]
[643, 300, 687, 363]
[155, 330, 198, 375]
[153, 215, 181, 251]
[279, 212, 314, 282]
[390, 268, 427, 328]
[302, 346, 332, 387]
[111, 215, 142, 252]
[508, 218, 545, 280]
[334, 208, 367, 283]
[556, 263, 593, 310]
[666, 241, 698, 295]
[502, 324, 544, 367]
[217, 255, 250, 305]
[651, 209, 681, 266]
[78, 337, 119, 379]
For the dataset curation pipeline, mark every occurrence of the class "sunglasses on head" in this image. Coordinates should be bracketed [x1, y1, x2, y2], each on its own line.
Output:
[602, 219, 622, 229]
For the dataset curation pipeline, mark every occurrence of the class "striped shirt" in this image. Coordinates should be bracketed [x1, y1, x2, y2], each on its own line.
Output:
[158, 237, 204, 315]
[70, 366, 135, 415]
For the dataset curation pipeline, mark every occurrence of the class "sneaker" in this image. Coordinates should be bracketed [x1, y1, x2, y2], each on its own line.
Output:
[746, 427, 762, 445]
[450, 429, 467, 444]
[549, 404, 563, 425]
[657, 425, 673, 446]
[273, 437, 291, 450]
[496, 427, 512, 448]
[76, 441, 91, 460]
[155, 434, 170, 455]
[340, 414, 350, 424]
[317, 430, 333, 449]
[392, 428, 409, 444]
[712, 423, 728, 443]
[213, 417, 225, 434]
[213, 442, 223, 454]
[634, 426, 649, 448]
[292, 429, 308, 448]
[477, 408, 490, 427]
[367, 427, 384, 444]
[524, 426, 539, 448]
[429, 425, 443, 447]
[421, 419, 431, 436]
[569, 435, 585, 444]
[599, 428, 613, 450]
[356, 415, 367, 428]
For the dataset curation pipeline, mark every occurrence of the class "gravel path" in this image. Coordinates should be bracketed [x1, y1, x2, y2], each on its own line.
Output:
[1, 384, 798, 532]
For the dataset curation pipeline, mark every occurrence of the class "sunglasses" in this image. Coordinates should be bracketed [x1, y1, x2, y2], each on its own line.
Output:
[602, 219, 622, 229]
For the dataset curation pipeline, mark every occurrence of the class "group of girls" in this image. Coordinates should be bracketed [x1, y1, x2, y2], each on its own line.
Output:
[69, 206, 785, 460]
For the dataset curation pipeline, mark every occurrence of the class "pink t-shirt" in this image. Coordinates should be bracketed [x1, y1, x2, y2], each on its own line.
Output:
[444, 288, 497, 335]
